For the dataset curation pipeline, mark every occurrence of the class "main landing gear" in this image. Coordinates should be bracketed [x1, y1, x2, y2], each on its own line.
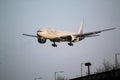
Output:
[52, 42, 57, 47]
[51, 42, 73, 47]
[68, 42, 73, 46]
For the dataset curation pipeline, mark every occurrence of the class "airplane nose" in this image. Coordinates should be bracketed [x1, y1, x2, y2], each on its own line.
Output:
[37, 32, 41, 37]
[37, 30, 42, 32]
[37, 30, 43, 37]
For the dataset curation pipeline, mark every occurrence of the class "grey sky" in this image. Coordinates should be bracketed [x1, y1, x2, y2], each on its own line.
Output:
[0, 0, 120, 80]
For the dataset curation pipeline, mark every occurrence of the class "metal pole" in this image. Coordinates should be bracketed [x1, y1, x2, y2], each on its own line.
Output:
[81, 64, 82, 77]
[88, 66, 90, 80]
[55, 71, 64, 80]
[55, 72, 56, 80]
[81, 63, 84, 77]
[85, 62, 91, 80]
[115, 53, 120, 69]
[115, 54, 117, 69]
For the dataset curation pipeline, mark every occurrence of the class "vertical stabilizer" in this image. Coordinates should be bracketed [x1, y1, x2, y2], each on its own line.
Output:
[78, 21, 83, 34]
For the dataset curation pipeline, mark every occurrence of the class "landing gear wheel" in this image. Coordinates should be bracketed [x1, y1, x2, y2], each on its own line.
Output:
[52, 44, 57, 47]
[52, 42, 57, 47]
[68, 42, 73, 46]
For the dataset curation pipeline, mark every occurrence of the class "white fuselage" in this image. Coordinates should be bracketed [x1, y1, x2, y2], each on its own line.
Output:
[37, 28, 77, 39]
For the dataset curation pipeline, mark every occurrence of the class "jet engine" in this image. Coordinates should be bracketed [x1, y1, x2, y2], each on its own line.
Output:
[66, 35, 76, 42]
[66, 35, 85, 42]
[38, 38, 46, 44]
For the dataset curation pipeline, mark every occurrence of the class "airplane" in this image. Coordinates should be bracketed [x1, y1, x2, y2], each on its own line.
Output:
[23, 22, 115, 47]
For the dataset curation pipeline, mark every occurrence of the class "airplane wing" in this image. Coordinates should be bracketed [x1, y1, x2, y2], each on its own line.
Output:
[75, 28, 115, 37]
[50, 28, 115, 42]
[23, 34, 38, 38]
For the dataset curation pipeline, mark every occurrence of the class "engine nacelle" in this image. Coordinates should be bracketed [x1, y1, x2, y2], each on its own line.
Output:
[66, 35, 76, 42]
[66, 35, 85, 42]
[38, 38, 46, 44]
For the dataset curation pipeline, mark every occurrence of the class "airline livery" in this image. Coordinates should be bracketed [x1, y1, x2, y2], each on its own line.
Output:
[23, 22, 115, 47]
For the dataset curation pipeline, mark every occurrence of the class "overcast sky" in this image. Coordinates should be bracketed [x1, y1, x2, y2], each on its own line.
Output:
[0, 0, 120, 80]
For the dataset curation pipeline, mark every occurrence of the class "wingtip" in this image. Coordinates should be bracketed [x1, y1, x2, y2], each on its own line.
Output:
[111, 27, 116, 30]
[109, 27, 116, 30]
[22, 33, 26, 36]
[102, 27, 116, 32]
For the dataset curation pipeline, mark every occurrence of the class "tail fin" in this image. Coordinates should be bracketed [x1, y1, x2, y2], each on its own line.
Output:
[78, 21, 83, 34]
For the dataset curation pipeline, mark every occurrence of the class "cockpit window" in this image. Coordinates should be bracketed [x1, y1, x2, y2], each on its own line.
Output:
[37, 30, 42, 32]
[37, 28, 48, 33]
